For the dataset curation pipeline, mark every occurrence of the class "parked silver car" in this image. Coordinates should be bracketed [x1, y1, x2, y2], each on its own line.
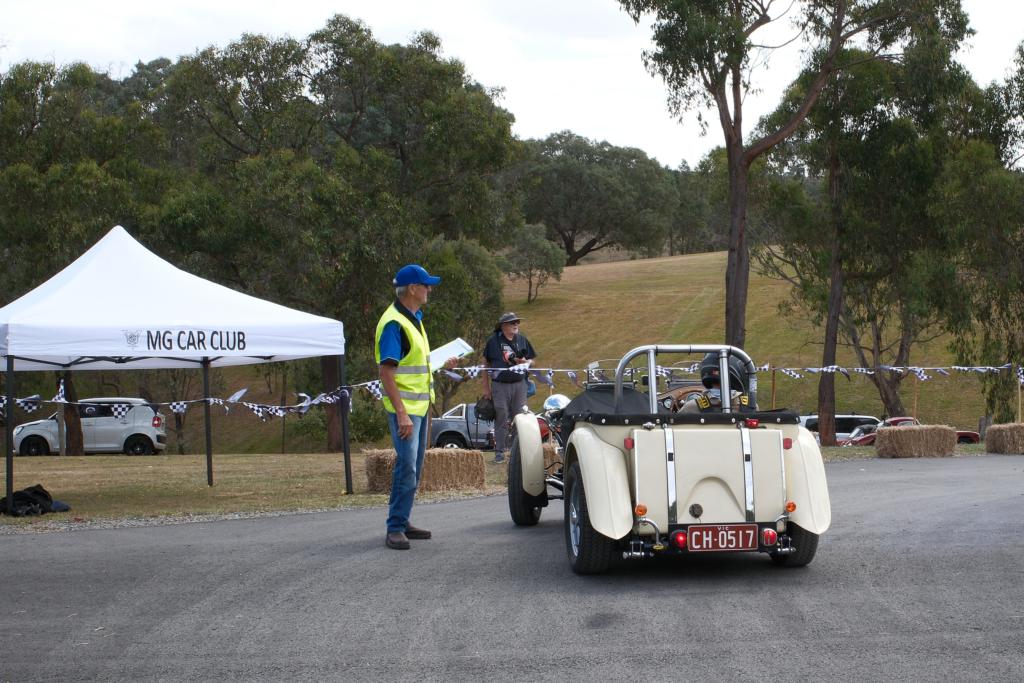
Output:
[13, 397, 167, 455]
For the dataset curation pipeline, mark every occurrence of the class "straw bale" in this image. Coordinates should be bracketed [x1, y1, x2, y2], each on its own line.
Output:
[542, 443, 562, 470]
[985, 423, 1024, 454]
[364, 448, 486, 493]
[876, 425, 955, 458]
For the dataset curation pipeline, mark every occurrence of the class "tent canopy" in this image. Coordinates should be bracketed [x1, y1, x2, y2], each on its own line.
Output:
[0, 226, 345, 371]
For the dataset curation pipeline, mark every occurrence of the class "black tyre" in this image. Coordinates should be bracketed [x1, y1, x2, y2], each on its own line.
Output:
[19, 436, 50, 456]
[771, 523, 819, 567]
[564, 460, 617, 574]
[435, 433, 467, 449]
[508, 433, 543, 526]
[124, 435, 154, 456]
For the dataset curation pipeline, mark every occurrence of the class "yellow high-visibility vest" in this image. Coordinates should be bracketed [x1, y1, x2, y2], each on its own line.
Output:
[374, 303, 433, 416]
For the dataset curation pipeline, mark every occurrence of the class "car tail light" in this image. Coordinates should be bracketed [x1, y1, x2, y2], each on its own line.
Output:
[761, 528, 778, 546]
[785, 501, 797, 513]
[623, 437, 635, 450]
[538, 419, 550, 439]
[634, 503, 648, 517]
[671, 530, 687, 549]
[783, 437, 793, 450]
[744, 418, 759, 428]
[152, 415, 163, 428]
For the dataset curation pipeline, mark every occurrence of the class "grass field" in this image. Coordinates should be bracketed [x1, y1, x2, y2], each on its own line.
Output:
[491, 251, 988, 429]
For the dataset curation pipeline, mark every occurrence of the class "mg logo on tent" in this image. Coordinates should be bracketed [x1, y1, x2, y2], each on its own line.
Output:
[123, 330, 142, 349]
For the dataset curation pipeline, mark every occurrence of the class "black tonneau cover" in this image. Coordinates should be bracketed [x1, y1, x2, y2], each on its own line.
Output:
[560, 384, 799, 430]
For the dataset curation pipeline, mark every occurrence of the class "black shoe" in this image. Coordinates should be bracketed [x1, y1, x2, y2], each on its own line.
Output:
[406, 524, 432, 540]
[385, 531, 410, 550]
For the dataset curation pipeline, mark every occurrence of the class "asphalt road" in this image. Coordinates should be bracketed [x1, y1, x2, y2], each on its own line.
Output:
[2, 455, 1023, 682]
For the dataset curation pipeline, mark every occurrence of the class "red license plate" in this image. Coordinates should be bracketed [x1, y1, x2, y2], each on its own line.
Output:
[686, 524, 758, 552]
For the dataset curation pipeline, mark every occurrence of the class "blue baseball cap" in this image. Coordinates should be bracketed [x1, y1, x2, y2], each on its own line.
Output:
[393, 264, 441, 286]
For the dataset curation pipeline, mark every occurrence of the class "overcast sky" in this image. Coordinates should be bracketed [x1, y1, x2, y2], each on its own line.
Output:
[1, 0, 1019, 169]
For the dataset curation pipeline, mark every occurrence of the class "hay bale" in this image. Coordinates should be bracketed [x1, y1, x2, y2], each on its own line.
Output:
[985, 423, 1024, 454]
[542, 443, 561, 470]
[876, 425, 955, 458]
[364, 448, 485, 493]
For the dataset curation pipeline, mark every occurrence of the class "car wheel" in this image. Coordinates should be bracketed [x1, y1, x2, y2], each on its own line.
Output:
[436, 433, 466, 449]
[124, 435, 154, 456]
[19, 436, 50, 456]
[771, 523, 819, 567]
[564, 460, 616, 574]
[508, 432, 543, 526]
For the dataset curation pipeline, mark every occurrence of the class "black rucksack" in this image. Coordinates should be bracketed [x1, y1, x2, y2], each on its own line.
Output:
[475, 396, 496, 422]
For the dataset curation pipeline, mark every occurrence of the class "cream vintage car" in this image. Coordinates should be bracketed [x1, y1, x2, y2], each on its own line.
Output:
[507, 344, 831, 574]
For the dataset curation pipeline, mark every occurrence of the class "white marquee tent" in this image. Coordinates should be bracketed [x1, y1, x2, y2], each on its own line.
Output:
[2, 226, 348, 511]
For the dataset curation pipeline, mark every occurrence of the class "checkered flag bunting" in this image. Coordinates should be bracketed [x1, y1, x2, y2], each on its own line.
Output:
[111, 403, 131, 419]
[567, 371, 578, 386]
[780, 368, 803, 379]
[363, 380, 383, 400]
[1018, 365, 1024, 386]
[852, 367, 875, 375]
[16, 395, 41, 413]
[170, 401, 189, 414]
[463, 365, 481, 379]
[52, 380, 66, 403]
[0, 395, 6, 411]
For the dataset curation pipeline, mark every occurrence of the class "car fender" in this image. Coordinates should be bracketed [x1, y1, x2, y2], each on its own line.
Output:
[786, 428, 832, 534]
[568, 426, 633, 540]
[513, 413, 546, 496]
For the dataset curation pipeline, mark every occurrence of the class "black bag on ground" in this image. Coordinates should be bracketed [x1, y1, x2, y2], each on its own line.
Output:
[475, 396, 496, 422]
[1, 484, 54, 517]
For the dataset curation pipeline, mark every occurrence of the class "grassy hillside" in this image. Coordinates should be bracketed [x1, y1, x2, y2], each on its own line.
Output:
[488, 251, 988, 431]
[81, 250, 987, 455]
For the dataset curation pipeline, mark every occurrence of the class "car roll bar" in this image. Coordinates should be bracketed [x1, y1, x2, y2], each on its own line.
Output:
[613, 344, 759, 414]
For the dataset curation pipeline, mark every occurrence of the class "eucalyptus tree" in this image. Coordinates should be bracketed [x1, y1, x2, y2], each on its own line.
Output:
[619, 0, 970, 348]
[501, 223, 565, 303]
[932, 142, 1024, 422]
[754, 38, 981, 437]
[521, 131, 676, 265]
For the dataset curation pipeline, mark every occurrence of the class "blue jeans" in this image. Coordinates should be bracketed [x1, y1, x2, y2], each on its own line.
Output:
[386, 412, 428, 533]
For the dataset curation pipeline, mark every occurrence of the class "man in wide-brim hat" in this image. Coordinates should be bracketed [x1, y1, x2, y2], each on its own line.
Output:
[481, 312, 537, 463]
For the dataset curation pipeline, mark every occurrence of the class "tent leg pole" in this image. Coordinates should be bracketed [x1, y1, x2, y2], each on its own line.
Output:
[5, 355, 14, 515]
[202, 358, 213, 487]
[339, 355, 352, 495]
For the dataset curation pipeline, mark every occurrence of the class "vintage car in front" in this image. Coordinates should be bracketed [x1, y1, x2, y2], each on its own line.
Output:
[506, 344, 831, 574]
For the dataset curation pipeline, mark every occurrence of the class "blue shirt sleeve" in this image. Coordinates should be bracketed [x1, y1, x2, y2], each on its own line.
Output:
[378, 321, 403, 365]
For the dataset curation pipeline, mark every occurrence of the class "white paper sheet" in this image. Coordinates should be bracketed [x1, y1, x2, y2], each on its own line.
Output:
[429, 337, 473, 371]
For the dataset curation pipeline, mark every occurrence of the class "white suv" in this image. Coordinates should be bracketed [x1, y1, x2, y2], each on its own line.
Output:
[13, 398, 167, 456]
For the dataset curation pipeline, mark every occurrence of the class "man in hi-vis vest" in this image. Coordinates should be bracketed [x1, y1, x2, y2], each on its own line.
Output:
[375, 264, 457, 550]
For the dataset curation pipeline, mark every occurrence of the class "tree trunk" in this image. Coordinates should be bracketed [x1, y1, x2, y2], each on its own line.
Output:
[173, 413, 187, 454]
[817, 258, 845, 446]
[725, 149, 750, 348]
[61, 371, 84, 456]
[817, 147, 844, 447]
[873, 372, 906, 418]
[321, 355, 342, 451]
